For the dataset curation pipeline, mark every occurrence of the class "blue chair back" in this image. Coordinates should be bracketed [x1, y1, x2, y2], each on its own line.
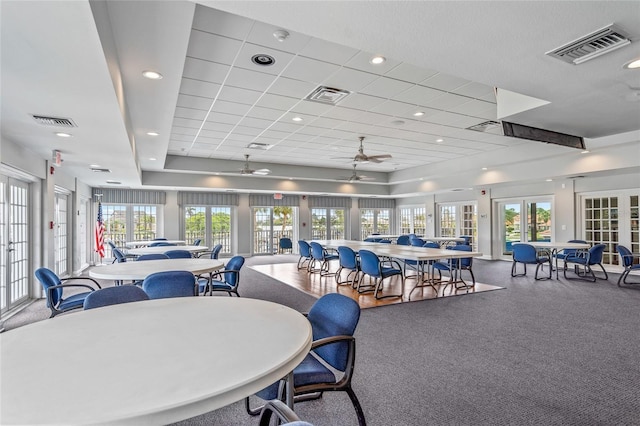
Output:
[223, 255, 245, 286]
[337, 246, 358, 269]
[83, 286, 149, 310]
[165, 250, 192, 259]
[359, 249, 381, 278]
[307, 293, 360, 371]
[152, 238, 167, 240]
[422, 242, 440, 249]
[148, 241, 174, 247]
[310, 242, 326, 261]
[34, 267, 63, 307]
[617, 245, 633, 267]
[451, 244, 472, 267]
[279, 237, 293, 250]
[410, 238, 425, 247]
[379, 239, 392, 244]
[142, 270, 196, 299]
[193, 238, 202, 246]
[396, 235, 411, 246]
[136, 253, 170, 261]
[298, 240, 311, 257]
[560, 239, 588, 257]
[112, 248, 127, 263]
[587, 244, 606, 265]
[363, 238, 380, 242]
[210, 244, 223, 259]
[512, 243, 537, 263]
[457, 236, 472, 245]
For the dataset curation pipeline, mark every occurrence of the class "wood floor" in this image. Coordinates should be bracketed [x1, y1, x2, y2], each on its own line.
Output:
[250, 262, 503, 309]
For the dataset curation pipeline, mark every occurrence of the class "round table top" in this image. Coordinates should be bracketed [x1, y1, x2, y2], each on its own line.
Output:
[1, 297, 312, 425]
[124, 240, 186, 248]
[89, 258, 224, 281]
[126, 245, 207, 256]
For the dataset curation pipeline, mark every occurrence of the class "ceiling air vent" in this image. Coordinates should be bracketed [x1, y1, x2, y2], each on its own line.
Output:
[91, 168, 112, 173]
[546, 24, 631, 65]
[467, 120, 501, 132]
[305, 86, 350, 105]
[247, 142, 272, 150]
[32, 115, 77, 127]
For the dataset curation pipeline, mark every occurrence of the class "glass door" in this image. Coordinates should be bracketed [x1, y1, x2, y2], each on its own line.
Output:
[54, 191, 69, 276]
[501, 202, 521, 256]
[313, 208, 346, 240]
[498, 198, 553, 259]
[253, 208, 274, 255]
[0, 176, 30, 314]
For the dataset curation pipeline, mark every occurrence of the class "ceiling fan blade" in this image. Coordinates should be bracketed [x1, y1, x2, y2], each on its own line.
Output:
[368, 154, 392, 161]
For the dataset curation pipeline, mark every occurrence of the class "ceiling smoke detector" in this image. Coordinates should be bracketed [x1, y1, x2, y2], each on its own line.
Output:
[252, 54, 275, 66]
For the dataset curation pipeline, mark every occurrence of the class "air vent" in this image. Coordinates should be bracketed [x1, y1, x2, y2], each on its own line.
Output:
[91, 168, 112, 173]
[247, 142, 272, 150]
[105, 180, 121, 185]
[32, 115, 77, 127]
[305, 86, 350, 105]
[467, 120, 501, 132]
[546, 24, 631, 65]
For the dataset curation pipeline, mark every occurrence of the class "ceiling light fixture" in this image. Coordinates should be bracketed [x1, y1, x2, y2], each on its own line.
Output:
[90, 164, 100, 168]
[149, 158, 156, 161]
[142, 70, 163, 80]
[252, 54, 275, 66]
[546, 179, 553, 182]
[481, 167, 488, 171]
[370, 55, 386, 65]
[273, 29, 290, 42]
[623, 58, 640, 69]
[55, 132, 72, 138]
[413, 111, 424, 117]
[147, 131, 159, 136]
[436, 138, 444, 143]
[581, 150, 590, 154]
[292, 117, 303, 122]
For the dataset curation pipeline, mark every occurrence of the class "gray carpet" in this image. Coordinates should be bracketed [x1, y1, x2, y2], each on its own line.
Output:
[6, 255, 639, 425]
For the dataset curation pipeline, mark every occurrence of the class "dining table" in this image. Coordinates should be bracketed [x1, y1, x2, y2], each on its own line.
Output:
[124, 239, 186, 248]
[0, 297, 313, 425]
[89, 257, 224, 282]
[125, 244, 209, 257]
[512, 241, 590, 279]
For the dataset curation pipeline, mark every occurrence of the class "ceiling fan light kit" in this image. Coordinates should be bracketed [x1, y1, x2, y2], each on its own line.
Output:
[224, 154, 271, 176]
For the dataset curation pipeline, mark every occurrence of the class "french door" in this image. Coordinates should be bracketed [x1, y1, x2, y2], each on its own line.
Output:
[252, 207, 297, 255]
[497, 197, 552, 259]
[54, 190, 70, 276]
[312, 208, 346, 240]
[0, 175, 30, 314]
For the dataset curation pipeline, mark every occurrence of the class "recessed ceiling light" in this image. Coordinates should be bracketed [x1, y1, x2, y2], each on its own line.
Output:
[292, 117, 303, 122]
[413, 111, 424, 117]
[142, 70, 163, 80]
[581, 150, 590, 154]
[546, 179, 553, 182]
[252, 54, 275, 66]
[55, 132, 72, 138]
[623, 58, 640, 69]
[481, 167, 488, 171]
[149, 158, 156, 161]
[436, 138, 444, 143]
[90, 164, 100, 168]
[147, 131, 159, 136]
[370, 55, 386, 65]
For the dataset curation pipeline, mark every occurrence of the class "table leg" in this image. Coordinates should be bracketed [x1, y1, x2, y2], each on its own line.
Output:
[285, 371, 295, 410]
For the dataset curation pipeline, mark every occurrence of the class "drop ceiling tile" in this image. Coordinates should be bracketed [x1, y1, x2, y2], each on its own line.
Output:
[171, 127, 198, 136]
[423, 93, 471, 110]
[188, 149, 215, 157]
[280, 56, 341, 85]
[225, 67, 278, 92]
[168, 141, 191, 150]
[306, 116, 342, 130]
[235, 42, 296, 76]
[255, 93, 300, 110]
[170, 134, 195, 143]
[261, 129, 291, 140]
[199, 129, 229, 139]
[322, 67, 379, 93]
[233, 126, 263, 137]
[174, 107, 208, 121]
[449, 115, 490, 129]
[237, 116, 274, 129]
[246, 105, 284, 121]
[246, 20, 312, 54]
[201, 122, 235, 133]
[225, 133, 255, 143]
[177, 94, 211, 110]
[205, 112, 243, 125]
[360, 77, 415, 99]
[369, 100, 417, 116]
[299, 37, 359, 64]
[421, 73, 471, 92]
[345, 51, 401, 75]
[426, 111, 470, 126]
[290, 100, 334, 116]
[187, 30, 243, 65]
[322, 106, 365, 122]
[192, 5, 253, 40]
[447, 99, 497, 117]
[183, 57, 230, 84]
[218, 86, 263, 105]
[451, 82, 496, 102]
[267, 77, 318, 99]
[337, 93, 386, 111]
[211, 100, 253, 116]
[173, 117, 204, 129]
[384, 63, 439, 84]
[192, 142, 218, 151]
[356, 111, 397, 126]
[179, 78, 221, 98]
[392, 85, 444, 105]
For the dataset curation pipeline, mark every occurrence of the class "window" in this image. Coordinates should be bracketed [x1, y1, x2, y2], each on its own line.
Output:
[438, 203, 477, 248]
[184, 206, 232, 254]
[102, 204, 160, 258]
[360, 208, 390, 240]
[400, 207, 426, 235]
[312, 208, 346, 240]
[496, 198, 549, 257]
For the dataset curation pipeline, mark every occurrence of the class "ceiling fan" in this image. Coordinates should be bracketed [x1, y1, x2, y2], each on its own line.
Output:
[224, 154, 271, 175]
[335, 136, 392, 164]
[338, 164, 375, 182]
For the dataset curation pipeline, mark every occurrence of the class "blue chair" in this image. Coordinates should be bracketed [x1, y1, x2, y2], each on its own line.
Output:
[511, 243, 551, 280]
[336, 246, 360, 287]
[432, 245, 476, 287]
[136, 253, 170, 261]
[309, 242, 339, 276]
[247, 293, 365, 426]
[199, 255, 245, 296]
[112, 247, 127, 263]
[258, 400, 314, 426]
[403, 241, 439, 278]
[363, 237, 381, 242]
[83, 285, 149, 310]
[410, 237, 426, 247]
[35, 267, 102, 318]
[297, 241, 312, 270]
[148, 241, 175, 247]
[193, 238, 202, 246]
[396, 235, 411, 246]
[198, 243, 222, 259]
[165, 249, 192, 259]
[457, 236, 472, 245]
[564, 243, 608, 282]
[142, 270, 197, 299]
[616, 245, 640, 287]
[279, 237, 293, 254]
[554, 240, 588, 262]
[359, 249, 404, 299]
[152, 238, 167, 240]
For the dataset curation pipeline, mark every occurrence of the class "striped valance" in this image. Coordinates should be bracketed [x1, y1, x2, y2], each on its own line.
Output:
[178, 191, 239, 206]
[358, 198, 396, 209]
[308, 196, 352, 208]
[92, 188, 166, 204]
[249, 194, 300, 207]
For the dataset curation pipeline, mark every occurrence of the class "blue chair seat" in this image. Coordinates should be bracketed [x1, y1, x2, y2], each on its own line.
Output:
[380, 265, 402, 278]
[209, 279, 234, 292]
[58, 292, 93, 311]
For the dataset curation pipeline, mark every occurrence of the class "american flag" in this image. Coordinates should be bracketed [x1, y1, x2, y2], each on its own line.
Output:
[95, 201, 105, 258]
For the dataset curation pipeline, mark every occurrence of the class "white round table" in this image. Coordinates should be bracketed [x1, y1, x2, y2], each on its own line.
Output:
[89, 258, 224, 281]
[125, 240, 186, 248]
[1, 297, 312, 425]
[126, 245, 207, 257]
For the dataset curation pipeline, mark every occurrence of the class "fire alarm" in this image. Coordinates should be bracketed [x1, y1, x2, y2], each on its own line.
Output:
[481, 189, 486, 196]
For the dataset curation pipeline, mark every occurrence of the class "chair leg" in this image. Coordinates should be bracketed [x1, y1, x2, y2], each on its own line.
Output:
[596, 263, 609, 280]
[511, 261, 527, 277]
[345, 387, 367, 426]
